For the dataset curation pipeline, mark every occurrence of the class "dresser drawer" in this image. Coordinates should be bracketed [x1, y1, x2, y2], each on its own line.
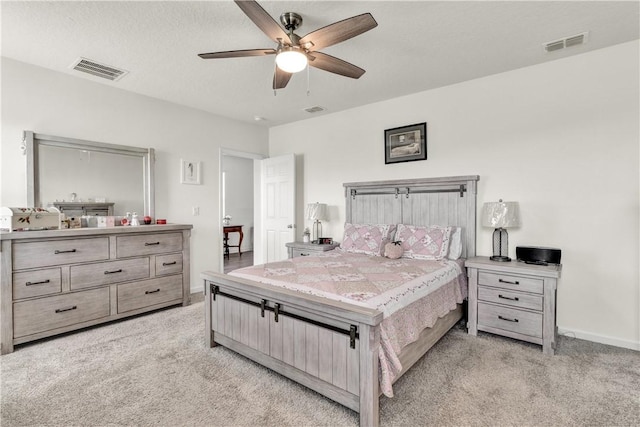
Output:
[155, 253, 183, 276]
[13, 268, 62, 299]
[70, 258, 150, 290]
[117, 276, 183, 313]
[13, 287, 110, 338]
[478, 271, 543, 294]
[478, 302, 542, 338]
[13, 237, 109, 270]
[116, 233, 182, 258]
[478, 286, 543, 311]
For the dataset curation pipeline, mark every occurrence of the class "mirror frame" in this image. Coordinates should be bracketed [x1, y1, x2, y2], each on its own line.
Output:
[25, 131, 155, 218]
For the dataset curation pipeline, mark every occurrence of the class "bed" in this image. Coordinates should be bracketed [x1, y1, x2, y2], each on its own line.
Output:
[201, 175, 479, 426]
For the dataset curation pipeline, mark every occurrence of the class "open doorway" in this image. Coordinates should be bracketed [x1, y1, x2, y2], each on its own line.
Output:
[220, 149, 265, 274]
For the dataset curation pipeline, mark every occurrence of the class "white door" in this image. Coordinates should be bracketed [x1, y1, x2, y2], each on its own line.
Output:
[254, 153, 295, 264]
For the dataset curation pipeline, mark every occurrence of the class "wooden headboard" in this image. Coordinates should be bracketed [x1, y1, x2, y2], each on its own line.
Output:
[343, 175, 480, 258]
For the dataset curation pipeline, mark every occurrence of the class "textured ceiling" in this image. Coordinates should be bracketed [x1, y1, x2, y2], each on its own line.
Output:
[2, 1, 638, 127]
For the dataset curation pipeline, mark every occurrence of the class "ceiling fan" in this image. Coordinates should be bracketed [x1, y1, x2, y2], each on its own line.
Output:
[198, 0, 378, 90]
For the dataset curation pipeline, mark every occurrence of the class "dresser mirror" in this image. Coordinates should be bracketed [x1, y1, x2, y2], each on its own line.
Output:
[25, 131, 155, 218]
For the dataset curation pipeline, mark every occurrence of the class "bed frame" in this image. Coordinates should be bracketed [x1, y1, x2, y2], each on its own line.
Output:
[202, 175, 479, 426]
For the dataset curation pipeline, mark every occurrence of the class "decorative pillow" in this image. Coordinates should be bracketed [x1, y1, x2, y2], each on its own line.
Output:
[448, 227, 463, 260]
[395, 224, 452, 260]
[384, 241, 404, 259]
[340, 223, 397, 256]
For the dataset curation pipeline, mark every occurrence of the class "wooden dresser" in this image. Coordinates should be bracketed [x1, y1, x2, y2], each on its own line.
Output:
[0, 224, 192, 354]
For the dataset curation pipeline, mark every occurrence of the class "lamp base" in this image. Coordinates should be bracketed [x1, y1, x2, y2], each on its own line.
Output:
[490, 255, 512, 262]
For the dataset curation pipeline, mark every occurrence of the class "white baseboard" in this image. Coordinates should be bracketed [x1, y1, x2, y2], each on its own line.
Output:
[558, 327, 640, 351]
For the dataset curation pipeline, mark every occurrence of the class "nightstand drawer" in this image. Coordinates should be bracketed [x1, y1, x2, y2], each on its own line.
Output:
[478, 286, 543, 311]
[478, 302, 542, 338]
[292, 249, 316, 257]
[478, 271, 543, 294]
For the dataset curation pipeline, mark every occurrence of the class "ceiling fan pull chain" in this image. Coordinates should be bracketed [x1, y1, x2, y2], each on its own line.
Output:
[306, 65, 310, 96]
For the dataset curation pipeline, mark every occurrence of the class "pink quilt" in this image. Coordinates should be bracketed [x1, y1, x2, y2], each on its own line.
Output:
[229, 249, 467, 397]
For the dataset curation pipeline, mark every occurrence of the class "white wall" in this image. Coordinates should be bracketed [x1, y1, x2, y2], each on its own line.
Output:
[1, 58, 269, 293]
[223, 155, 254, 253]
[269, 41, 640, 350]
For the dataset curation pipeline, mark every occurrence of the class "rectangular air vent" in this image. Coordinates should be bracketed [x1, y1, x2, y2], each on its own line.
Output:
[70, 57, 128, 81]
[543, 32, 589, 53]
[304, 106, 325, 114]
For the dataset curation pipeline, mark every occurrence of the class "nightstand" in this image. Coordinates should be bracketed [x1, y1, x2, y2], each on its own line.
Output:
[285, 241, 339, 258]
[466, 256, 562, 355]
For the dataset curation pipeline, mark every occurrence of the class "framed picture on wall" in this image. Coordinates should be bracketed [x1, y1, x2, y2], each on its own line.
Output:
[384, 122, 427, 164]
[180, 159, 201, 185]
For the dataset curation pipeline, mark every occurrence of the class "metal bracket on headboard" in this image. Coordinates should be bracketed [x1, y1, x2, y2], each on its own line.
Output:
[351, 189, 357, 200]
[459, 184, 465, 198]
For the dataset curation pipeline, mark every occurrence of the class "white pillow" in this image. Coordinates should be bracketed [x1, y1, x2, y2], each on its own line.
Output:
[448, 227, 463, 260]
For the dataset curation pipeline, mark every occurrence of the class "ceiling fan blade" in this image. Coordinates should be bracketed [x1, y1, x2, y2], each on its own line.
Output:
[198, 48, 276, 59]
[234, 0, 291, 44]
[307, 51, 365, 79]
[273, 67, 292, 90]
[299, 13, 377, 51]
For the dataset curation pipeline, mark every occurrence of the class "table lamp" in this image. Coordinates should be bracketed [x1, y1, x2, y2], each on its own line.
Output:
[305, 202, 327, 244]
[481, 199, 520, 261]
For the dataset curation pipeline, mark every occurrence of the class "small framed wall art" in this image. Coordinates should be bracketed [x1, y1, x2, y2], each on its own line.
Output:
[180, 159, 201, 185]
[384, 122, 427, 164]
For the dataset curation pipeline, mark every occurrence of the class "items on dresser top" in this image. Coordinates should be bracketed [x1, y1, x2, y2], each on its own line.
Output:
[0, 224, 192, 354]
[0, 207, 61, 232]
[466, 256, 562, 355]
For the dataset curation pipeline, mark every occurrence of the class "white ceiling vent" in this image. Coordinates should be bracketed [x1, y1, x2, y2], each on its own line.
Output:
[543, 32, 589, 53]
[303, 106, 325, 114]
[70, 57, 128, 81]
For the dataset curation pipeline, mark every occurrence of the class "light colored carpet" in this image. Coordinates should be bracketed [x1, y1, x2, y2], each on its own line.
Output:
[1, 301, 639, 426]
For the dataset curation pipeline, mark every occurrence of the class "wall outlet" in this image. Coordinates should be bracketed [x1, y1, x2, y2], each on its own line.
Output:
[192, 206, 199, 216]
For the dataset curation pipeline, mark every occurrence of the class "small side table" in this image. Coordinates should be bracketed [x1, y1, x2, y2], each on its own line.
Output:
[223, 225, 243, 259]
[466, 256, 562, 355]
[285, 241, 339, 258]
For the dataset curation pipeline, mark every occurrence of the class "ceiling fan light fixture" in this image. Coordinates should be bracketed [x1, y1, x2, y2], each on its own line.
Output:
[275, 47, 307, 73]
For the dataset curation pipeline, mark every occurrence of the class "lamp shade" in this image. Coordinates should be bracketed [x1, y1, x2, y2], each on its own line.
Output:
[306, 203, 327, 221]
[481, 200, 520, 228]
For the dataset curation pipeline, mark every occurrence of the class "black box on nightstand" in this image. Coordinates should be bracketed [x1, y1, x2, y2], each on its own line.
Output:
[516, 246, 561, 265]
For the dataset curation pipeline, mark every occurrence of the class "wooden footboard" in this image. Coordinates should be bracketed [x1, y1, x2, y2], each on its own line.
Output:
[202, 271, 462, 426]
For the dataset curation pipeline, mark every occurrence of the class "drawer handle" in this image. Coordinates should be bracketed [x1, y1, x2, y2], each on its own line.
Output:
[55, 305, 77, 313]
[498, 278, 520, 285]
[145, 242, 161, 246]
[54, 249, 77, 254]
[26, 279, 51, 286]
[162, 261, 177, 266]
[498, 315, 519, 323]
[498, 294, 520, 302]
[300, 253, 310, 257]
[145, 288, 161, 294]
[104, 269, 123, 275]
